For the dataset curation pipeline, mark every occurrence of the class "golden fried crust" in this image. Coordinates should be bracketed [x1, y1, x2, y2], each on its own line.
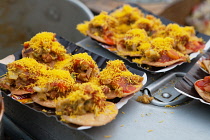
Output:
[194, 80, 210, 103]
[11, 89, 33, 95]
[87, 31, 114, 45]
[106, 84, 143, 99]
[60, 102, 118, 126]
[31, 93, 56, 108]
[141, 57, 188, 67]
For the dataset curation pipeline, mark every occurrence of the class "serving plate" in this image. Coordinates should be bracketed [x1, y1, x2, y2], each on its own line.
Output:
[0, 35, 147, 130]
[175, 52, 210, 105]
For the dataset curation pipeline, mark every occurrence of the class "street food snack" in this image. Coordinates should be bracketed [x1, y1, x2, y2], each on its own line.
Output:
[22, 32, 67, 67]
[110, 4, 144, 34]
[132, 37, 189, 67]
[55, 83, 118, 126]
[131, 15, 165, 37]
[70, 53, 100, 83]
[164, 23, 205, 54]
[31, 69, 75, 108]
[116, 28, 150, 57]
[77, 4, 205, 69]
[77, 11, 118, 45]
[194, 76, 210, 102]
[0, 57, 48, 95]
[99, 59, 144, 99]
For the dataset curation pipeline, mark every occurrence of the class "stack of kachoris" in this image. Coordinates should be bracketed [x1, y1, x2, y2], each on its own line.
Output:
[0, 32, 144, 127]
[77, 4, 205, 67]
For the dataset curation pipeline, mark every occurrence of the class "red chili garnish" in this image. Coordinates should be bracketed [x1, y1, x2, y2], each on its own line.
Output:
[23, 42, 30, 49]
[104, 35, 115, 45]
[51, 82, 67, 92]
[185, 41, 205, 52]
[157, 51, 175, 62]
[114, 77, 136, 93]
[195, 76, 210, 91]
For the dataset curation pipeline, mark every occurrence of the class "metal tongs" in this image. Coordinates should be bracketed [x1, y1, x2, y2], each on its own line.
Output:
[141, 72, 190, 107]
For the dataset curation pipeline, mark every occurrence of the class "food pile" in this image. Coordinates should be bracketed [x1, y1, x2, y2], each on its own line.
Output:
[0, 32, 144, 126]
[77, 4, 205, 67]
[186, 0, 210, 36]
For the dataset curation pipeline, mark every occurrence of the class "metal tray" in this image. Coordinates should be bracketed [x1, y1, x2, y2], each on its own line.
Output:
[87, 3, 210, 73]
[0, 35, 146, 140]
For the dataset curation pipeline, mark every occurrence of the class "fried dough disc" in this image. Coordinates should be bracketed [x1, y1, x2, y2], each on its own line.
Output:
[61, 102, 118, 126]
[105, 84, 143, 99]
[141, 58, 187, 67]
[87, 31, 114, 45]
[11, 89, 33, 95]
[194, 80, 210, 102]
[31, 93, 56, 108]
[0, 77, 33, 95]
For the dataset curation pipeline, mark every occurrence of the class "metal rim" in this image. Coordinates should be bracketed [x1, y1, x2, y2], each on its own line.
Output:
[66, 0, 94, 20]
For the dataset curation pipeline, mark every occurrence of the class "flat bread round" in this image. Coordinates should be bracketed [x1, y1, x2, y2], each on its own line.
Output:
[31, 93, 56, 108]
[194, 80, 210, 102]
[11, 89, 33, 95]
[61, 102, 118, 126]
[87, 31, 114, 45]
[141, 58, 187, 67]
[106, 84, 143, 99]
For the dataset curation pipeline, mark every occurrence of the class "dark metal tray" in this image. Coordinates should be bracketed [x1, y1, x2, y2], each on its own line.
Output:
[0, 35, 146, 140]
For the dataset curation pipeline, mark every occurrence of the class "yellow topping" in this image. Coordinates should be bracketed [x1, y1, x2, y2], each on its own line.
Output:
[165, 24, 194, 41]
[72, 52, 97, 64]
[110, 4, 144, 24]
[123, 29, 150, 46]
[90, 11, 117, 27]
[24, 32, 66, 54]
[56, 83, 106, 116]
[53, 54, 73, 70]
[151, 37, 174, 53]
[7, 57, 47, 76]
[76, 21, 90, 35]
[35, 69, 75, 91]
[100, 59, 140, 81]
[137, 42, 151, 53]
